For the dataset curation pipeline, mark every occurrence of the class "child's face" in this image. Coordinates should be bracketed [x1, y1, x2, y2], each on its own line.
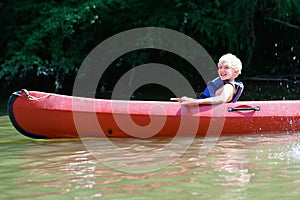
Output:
[217, 62, 237, 81]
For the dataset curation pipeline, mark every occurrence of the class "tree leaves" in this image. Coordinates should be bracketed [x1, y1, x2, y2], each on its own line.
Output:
[0, 0, 299, 92]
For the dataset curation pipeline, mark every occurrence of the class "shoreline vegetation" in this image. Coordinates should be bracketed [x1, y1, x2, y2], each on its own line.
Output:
[1, 75, 299, 100]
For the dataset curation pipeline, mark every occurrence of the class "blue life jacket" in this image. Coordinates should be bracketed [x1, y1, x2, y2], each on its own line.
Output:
[198, 77, 244, 103]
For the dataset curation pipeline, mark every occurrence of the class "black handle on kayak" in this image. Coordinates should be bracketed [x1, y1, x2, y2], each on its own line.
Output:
[228, 106, 260, 112]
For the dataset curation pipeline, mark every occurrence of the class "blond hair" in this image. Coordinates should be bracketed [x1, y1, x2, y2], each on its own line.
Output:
[218, 53, 242, 76]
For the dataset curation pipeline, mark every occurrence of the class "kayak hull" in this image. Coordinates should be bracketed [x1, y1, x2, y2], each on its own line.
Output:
[8, 90, 300, 139]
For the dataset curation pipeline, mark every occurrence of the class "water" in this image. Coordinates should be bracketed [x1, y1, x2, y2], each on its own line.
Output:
[1, 107, 300, 199]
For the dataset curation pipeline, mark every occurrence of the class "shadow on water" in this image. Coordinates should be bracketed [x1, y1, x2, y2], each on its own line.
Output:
[94, 79, 300, 101]
[240, 78, 300, 101]
[0, 99, 8, 116]
[1, 78, 299, 103]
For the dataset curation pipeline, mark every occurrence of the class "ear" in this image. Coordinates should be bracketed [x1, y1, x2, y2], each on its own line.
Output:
[233, 70, 239, 77]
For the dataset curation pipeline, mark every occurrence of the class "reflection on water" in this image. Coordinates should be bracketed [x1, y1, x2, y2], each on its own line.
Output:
[1, 113, 300, 199]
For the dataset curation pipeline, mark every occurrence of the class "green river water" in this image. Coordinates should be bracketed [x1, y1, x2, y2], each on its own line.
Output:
[0, 101, 300, 200]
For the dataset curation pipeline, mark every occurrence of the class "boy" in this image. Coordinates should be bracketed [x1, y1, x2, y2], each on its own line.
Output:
[172, 53, 243, 105]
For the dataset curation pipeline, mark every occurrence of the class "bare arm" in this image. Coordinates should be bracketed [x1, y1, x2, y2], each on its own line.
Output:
[171, 84, 234, 105]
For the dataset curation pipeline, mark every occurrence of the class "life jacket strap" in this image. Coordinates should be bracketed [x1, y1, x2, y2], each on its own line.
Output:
[230, 81, 244, 103]
[197, 77, 244, 103]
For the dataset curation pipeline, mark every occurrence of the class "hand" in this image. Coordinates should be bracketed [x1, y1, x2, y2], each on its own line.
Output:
[170, 97, 182, 102]
[170, 96, 200, 106]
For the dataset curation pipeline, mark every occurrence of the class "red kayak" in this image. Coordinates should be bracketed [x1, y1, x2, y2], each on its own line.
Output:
[7, 89, 300, 139]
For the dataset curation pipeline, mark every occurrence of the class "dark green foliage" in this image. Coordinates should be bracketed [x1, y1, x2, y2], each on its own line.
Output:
[0, 0, 299, 95]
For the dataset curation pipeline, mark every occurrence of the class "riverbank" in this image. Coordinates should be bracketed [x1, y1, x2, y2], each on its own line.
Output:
[1, 78, 299, 105]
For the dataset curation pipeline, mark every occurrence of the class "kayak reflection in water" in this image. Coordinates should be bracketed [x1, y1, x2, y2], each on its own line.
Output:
[171, 53, 243, 106]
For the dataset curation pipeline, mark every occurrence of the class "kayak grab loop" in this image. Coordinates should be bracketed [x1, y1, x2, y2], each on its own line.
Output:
[228, 107, 260, 112]
[12, 89, 50, 100]
[13, 89, 30, 98]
